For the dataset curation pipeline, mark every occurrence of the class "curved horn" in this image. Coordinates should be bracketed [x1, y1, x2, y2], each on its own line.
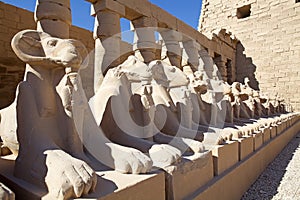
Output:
[11, 30, 50, 65]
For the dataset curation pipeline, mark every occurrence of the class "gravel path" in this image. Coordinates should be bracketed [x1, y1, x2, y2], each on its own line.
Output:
[242, 132, 300, 200]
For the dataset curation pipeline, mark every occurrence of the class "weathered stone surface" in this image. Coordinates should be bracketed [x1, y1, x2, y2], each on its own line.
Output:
[91, 0, 125, 17]
[0, 157, 165, 200]
[187, 119, 300, 200]
[199, 0, 300, 111]
[0, 0, 299, 199]
[253, 131, 263, 151]
[211, 141, 239, 176]
[262, 128, 271, 143]
[164, 151, 213, 200]
[270, 126, 277, 138]
[0, 2, 94, 109]
[35, 2, 72, 25]
[237, 136, 254, 161]
[37, 19, 70, 38]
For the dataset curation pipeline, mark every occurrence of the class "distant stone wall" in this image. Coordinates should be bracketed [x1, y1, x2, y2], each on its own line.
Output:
[0, 2, 94, 108]
[199, 0, 300, 111]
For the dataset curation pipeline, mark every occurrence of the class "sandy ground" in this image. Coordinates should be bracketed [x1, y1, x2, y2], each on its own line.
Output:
[242, 132, 300, 200]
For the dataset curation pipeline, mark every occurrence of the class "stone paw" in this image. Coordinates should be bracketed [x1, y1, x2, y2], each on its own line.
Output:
[231, 129, 243, 138]
[216, 136, 226, 145]
[149, 144, 181, 168]
[180, 138, 205, 153]
[108, 143, 153, 174]
[220, 128, 234, 141]
[44, 150, 97, 200]
[171, 137, 205, 153]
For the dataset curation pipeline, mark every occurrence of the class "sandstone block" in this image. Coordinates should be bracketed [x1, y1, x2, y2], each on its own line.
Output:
[212, 141, 239, 176]
[0, 158, 165, 200]
[35, 2, 71, 25]
[252, 131, 263, 151]
[164, 151, 213, 200]
[116, 0, 151, 18]
[191, 119, 300, 200]
[93, 11, 121, 39]
[262, 128, 271, 143]
[270, 126, 277, 138]
[237, 136, 254, 161]
[4, 10, 19, 22]
[37, 19, 70, 38]
[150, 5, 176, 29]
[91, 0, 125, 17]
[77, 171, 165, 200]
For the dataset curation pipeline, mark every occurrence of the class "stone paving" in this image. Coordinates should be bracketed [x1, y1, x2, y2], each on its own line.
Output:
[242, 132, 300, 200]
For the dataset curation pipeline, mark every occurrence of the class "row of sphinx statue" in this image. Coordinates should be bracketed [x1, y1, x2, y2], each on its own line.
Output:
[0, 29, 291, 199]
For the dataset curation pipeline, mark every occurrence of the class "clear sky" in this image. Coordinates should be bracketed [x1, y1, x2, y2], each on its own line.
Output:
[1, 0, 202, 31]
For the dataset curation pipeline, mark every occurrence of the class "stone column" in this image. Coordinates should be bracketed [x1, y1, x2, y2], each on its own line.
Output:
[132, 16, 158, 63]
[35, 0, 71, 38]
[225, 59, 234, 84]
[199, 48, 214, 79]
[213, 55, 227, 82]
[230, 58, 237, 83]
[90, 1, 123, 92]
[160, 30, 182, 68]
[182, 40, 200, 71]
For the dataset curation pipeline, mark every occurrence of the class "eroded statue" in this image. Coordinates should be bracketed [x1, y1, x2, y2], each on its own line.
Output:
[90, 55, 205, 168]
[0, 30, 98, 199]
[0, 30, 154, 199]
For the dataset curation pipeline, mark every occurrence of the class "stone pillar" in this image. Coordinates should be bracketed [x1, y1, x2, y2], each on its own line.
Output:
[35, 0, 71, 38]
[182, 40, 200, 71]
[230, 57, 237, 82]
[213, 55, 227, 82]
[90, 1, 123, 92]
[226, 59, 234, 84]
[160, 30, 182, 68]
[132, 16, 158, 63]
[199, 48, 214, 79]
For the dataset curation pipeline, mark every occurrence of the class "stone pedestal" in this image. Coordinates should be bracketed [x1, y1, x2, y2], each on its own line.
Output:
[237, 136, 254, 161]
[163, 151, 213, 200]
[262, 128, 271, 143]
[211, 141, 239, 176]
[188, 117, 300, 200]
[0, 157, 165, 200]
[252, 131, 263, 151]
[276, 122, 284, 135]
[270, 126, 277, 138]
[77, 171, 165, 200]
[283, 120, 288, 130]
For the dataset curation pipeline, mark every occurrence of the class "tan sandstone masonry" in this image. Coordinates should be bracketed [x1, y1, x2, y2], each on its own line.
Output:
[0, 1, 94, 108]
[199, 0, 300, 111]
[0, 1, 240, 109]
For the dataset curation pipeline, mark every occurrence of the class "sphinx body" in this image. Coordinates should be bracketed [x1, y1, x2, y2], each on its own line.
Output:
[89, 56, 205, 168]
[0, 30, 154, 199]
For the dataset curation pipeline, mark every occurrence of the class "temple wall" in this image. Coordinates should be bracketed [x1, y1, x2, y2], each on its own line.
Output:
[199, 0, 300, 111]
[0, 2, 94, 108]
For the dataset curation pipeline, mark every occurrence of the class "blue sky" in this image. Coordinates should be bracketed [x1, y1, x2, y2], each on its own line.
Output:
[1, 0, 202, 31]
